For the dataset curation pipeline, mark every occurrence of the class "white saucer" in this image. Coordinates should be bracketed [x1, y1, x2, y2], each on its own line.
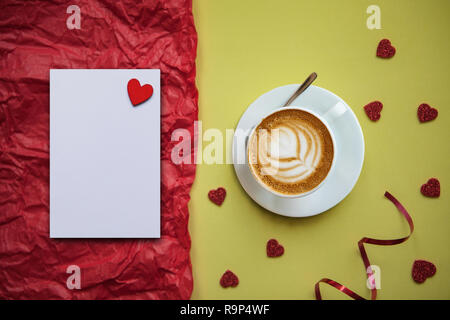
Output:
[232, 84, 365, 217]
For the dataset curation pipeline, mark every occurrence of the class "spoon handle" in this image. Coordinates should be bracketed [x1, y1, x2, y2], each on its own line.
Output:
[282, 72, 317, 107]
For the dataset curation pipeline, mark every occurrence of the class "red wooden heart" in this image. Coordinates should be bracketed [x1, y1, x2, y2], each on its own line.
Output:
[208, 187, 226, 206]
[363, 101, 383, 121]
[127, 78, 153, 106]
[376, 39, 396, 58]
[417, 103, 438, 123]
[220, 270, 239, 288]
[412, 260, 436, 283]
[420, 178, 440, 198]
[266, 239, 284, 257]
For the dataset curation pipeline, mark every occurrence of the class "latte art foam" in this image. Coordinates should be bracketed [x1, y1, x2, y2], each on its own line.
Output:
[248, 109, 334, 195]
[257, 121, 322, 183]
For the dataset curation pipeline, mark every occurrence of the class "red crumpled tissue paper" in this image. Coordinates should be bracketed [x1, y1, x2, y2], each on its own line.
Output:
[0, 0, 197, 299]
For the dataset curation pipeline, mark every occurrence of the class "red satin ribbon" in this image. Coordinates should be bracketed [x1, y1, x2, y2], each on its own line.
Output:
[315, 191, 414, 300]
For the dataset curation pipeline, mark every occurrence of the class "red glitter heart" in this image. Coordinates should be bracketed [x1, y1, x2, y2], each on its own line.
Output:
[266, 239, 284, 257]
[412, 260, 436, 283]
[127, 78, 153, 106]
[420, 178, 440, 198]
[417, 103, 438, 123]
[376, 39, 396, 58]
[208, 187, 226, 206]
[364, 101, 383, 121]
[220, 270, 239, 288]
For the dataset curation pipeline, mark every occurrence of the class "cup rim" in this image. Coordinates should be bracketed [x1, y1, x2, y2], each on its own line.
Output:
[246, 106, 337, 198]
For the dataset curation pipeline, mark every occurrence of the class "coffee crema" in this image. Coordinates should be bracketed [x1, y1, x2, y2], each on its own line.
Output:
[248, 109, 334, 195]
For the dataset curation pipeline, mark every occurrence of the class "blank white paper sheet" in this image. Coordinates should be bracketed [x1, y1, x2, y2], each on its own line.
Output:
[50, 69, 160, 238]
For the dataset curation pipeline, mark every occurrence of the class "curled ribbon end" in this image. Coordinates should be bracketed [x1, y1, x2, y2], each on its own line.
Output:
[315, 191, 414, 300]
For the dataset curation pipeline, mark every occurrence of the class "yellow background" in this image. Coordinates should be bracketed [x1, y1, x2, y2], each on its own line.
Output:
[189, 0, 450, 299]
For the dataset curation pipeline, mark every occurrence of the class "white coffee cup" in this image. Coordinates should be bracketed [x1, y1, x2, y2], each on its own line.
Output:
[246, 106, 337, 198]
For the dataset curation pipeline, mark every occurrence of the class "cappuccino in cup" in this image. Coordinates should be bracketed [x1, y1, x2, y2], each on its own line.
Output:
[248, 107, 334, 197]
